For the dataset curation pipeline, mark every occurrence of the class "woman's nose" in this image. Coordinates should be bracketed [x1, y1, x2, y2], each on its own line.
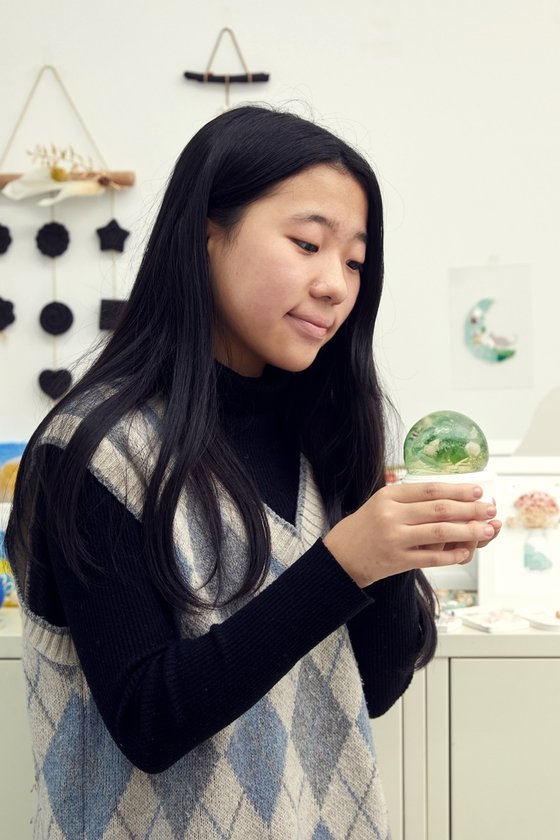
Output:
[310, 263, 348, 303]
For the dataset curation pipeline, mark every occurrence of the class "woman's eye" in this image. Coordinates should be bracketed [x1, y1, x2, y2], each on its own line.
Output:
[294, 240, 318, 253]
[347, 260, 364, 273]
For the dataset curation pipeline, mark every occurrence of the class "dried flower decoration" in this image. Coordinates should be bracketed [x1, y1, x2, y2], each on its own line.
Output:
[0, 143, 133, 206]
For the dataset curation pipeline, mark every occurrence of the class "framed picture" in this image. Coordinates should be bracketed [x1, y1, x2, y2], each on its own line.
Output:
[477, 457, 560, 609]
[0, 501, 17, 607]
[0, 442, 26, 504]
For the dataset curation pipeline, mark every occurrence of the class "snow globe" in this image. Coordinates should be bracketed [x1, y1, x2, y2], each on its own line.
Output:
[402, 410, 494, 501]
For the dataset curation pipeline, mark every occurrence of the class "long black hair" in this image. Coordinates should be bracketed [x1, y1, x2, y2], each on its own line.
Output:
[7, 105, 436, 667]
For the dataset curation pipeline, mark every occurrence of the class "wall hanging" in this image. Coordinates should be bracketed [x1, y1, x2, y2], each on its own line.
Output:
[0, 65, 134, 400]
[449, 263, 533, 390]
[184, 27, 270, 110]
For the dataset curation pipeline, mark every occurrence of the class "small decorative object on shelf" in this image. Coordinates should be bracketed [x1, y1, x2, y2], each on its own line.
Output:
[459, 608, 530, 633]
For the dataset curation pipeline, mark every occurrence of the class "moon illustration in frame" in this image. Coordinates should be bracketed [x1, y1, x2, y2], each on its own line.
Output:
[464, 298, 517, 363]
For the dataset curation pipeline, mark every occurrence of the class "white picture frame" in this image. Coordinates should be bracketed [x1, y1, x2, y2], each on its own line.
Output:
[477, 456, 560, 609]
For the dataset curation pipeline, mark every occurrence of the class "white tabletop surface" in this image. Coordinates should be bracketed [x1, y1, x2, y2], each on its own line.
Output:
[2, 604, 560, 660]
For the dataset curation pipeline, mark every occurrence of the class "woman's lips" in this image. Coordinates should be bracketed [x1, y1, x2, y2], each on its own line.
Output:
[286, 313, 331, 338]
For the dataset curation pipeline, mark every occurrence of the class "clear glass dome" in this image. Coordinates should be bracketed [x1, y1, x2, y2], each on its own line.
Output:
[403, 410, 489, 475]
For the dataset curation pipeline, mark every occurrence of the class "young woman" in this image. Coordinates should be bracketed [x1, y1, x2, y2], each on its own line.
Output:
[7, 105, 500, 840]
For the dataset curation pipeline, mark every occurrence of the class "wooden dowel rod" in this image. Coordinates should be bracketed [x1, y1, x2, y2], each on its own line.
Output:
[0, 171, 135, 189]
[184, 72, 269, 83]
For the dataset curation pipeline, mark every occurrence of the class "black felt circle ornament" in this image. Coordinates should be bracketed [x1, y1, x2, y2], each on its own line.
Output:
[36, 222, 70, 257]
[38, 369, 72, 399]
[39, 302, 74, 335]
[0, 224, 12, 255]
[0, 297, 15, 331]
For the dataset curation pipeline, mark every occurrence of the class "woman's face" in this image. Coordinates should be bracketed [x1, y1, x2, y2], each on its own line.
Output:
[207, 164, 368, 377]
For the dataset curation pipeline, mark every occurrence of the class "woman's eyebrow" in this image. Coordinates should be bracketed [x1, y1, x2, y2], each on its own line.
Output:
[289, 213, 368, 244]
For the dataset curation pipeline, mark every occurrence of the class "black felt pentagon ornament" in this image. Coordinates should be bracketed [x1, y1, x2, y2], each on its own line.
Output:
[39, 302, 74, 335]
[38, 369, 72, 399]
[96, 219, 129, 252]
[0, 224, 12, 255]
[99, 298, 127, 330]
[36, 222, 70, 257]
[0, 297, 15, 331]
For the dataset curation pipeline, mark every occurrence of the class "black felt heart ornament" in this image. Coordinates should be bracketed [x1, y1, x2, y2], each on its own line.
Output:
[38, 369, 72, 399]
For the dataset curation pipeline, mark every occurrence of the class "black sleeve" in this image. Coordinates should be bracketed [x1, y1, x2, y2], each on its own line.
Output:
[346, 571, 420, 717]
[29, 456, 374, 774]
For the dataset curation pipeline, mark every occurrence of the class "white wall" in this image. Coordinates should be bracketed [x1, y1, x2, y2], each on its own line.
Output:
[1, 0, 559, 449]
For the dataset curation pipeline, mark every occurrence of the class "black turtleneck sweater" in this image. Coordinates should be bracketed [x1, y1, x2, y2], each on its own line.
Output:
[28, 365, 421, 772]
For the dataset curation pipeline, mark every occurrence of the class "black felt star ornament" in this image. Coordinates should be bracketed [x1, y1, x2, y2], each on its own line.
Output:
[39, 302, 74, 335]
[36, 222, 70, 257]
[96, 219, 130, 252]
[0, 224, 12, 255]
[0, 297, 15, 331]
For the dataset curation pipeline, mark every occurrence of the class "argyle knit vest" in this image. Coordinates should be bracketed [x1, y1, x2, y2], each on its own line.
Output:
[18, 399, 390, 840]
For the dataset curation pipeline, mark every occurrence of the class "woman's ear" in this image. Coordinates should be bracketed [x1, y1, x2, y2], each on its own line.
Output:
[206, 218, 221, 246]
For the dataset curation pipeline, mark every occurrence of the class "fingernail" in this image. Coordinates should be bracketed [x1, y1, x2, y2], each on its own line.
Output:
[484, 525, 495, 536]
[486, 505, 496, 517]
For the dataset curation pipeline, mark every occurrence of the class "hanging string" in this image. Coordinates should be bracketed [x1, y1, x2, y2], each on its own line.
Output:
[109, 189, 118, 299]
[49, 204, 58, 371]
[0, 64, 110, 172]
[203, 28, 251, 79]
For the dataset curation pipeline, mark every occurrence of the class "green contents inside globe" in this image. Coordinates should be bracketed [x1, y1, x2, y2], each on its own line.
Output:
[403, 410, 489, 475]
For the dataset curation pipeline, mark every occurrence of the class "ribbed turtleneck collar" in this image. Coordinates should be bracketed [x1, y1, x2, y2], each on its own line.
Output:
[214, 362, 301, 524]
[215, 362, 295, 419]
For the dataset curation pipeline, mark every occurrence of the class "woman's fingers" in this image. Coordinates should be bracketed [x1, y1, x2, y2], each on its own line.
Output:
[406, 520, 496, 549]
[401, 499, 497, 526]
[473, 518, 502, 548]
[387, 481, 484, 504]
[405, 545, 474, 568]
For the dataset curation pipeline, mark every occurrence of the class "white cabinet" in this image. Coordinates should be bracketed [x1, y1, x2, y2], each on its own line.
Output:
[373, 627, 560, 840]
[450, 657, 560, 840]
[0, 609, 35, 839]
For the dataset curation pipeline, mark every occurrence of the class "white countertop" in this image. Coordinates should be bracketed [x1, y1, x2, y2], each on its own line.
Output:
[436, 622, 560, 657]
[2, 605, 560, 661]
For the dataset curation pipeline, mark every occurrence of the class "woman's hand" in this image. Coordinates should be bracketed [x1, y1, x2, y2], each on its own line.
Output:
[323, 482, 502, 588]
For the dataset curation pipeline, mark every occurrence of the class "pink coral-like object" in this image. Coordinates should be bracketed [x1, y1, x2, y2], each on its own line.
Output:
[511, 491, 560, 529]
